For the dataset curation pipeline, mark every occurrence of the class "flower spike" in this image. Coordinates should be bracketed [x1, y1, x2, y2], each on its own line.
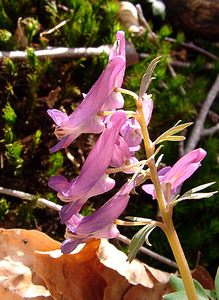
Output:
[48, 111, 127, 223]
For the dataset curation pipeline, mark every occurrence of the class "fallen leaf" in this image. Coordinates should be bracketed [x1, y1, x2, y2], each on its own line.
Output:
[0, 229, 172, 299]
[0, 228, 60, 299]
[192, 265, 215, 290]
[34, 239, 106, 300]
[34, 238, 171, 300]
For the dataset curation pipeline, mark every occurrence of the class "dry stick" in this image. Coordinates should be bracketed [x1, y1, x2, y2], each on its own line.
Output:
[0, 45, 111, 61]
[0, 186, 62, 211]
[136, 3, 186, 95]
[0, 186, 178, 269]
[165, 37, 219, 61]
[184, 74, 219, 154]
[202, 123, 219, 137]
[117, 234, 178, 269]
[40, 19, 69, 38]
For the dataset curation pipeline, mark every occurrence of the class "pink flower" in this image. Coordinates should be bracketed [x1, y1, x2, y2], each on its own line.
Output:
[47, 31, 126, 152]
[142, 94, 153, 125]
[61, 181, 134, 253]
[48, 111, 127, 222]
[120, 118, 142, 148]
[142, 148, 207, 200]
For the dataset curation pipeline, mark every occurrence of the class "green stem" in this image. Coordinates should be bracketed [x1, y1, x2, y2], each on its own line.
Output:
[136, 98, 197, 300]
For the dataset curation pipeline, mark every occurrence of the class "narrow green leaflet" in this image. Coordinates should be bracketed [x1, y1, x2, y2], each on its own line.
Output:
[161, 135, 186, 142]
[204, 289, 217, 300]
[215, 266, 219, 299]
[163, 274, 210, 300]
[128, 224, 156, 262]
[163, 291, 186, 300]
[139, 56, 161, 97]
[171, 182, 217, 206]
[125, 216, 154, 223]
[154, 121, 192, 145]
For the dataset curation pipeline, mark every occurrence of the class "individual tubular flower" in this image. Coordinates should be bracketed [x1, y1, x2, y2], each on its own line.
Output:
[110, 135, 132, 168]
[102, 31, 126, 111]
[142, 148, 207, 201]
[120, 118, 142, 148]
[61, 181, 134, 254]
[142, 94, 153, 126]
[48, 111, 127, 223]
[109, 95, 152, 170]
[47, 31, 126, 153]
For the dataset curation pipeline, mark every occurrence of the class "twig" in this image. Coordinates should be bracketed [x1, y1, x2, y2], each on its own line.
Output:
[0, 45, 111, 61]
[117, 233, 178, 269]
[40, 19, 69, 38]
[184, 74, 219, 154]
[136, 4, 159, 47]
[136, 3, 186, 96]
[201, 123, 219, 137]
[0, 186, 61, 211]
[0, 186, 178, 269]
[65, 148, 80, 167]
[165, 37, 219, 61]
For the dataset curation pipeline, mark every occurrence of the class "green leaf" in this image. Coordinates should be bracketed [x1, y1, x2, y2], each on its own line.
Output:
[204, 289, 217, 300]
[169, 274, 184, 291]
[176, 32, 185, 44]
[125, 216, 154, 223]
[159, 25, 172, 38]
[0, 29, 12, 42]
[154, 121, 192, 145]
[159, 135, 186, 143]
[163, 291, 185, 300]
[171, 182, 217, 206]
[164, 274, 210, 300]
[128, 224, 156, 262]
[215, 266, 219, 299]
[139, 56, 161, 97]
[2, 102, 17, 124]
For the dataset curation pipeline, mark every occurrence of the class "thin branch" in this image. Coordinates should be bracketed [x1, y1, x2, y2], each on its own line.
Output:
[0, 186, 61, 211]
[201, 123, 219, 137]
[0, 186, 178, 269]
[184, 74, 219, 153]
[0, 45, 111, 61]
[117, 233, 178, 269]
[136, 3, 186, 96]
[165, 37, 219, 61]
[40, 19, 69, 38]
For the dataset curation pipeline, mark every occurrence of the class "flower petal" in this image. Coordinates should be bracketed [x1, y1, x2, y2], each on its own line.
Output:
[142, 94, 153, 125]
[77, 181, 134, 234]
[48, 56, 125, 152]
[142, 184, 156, 198]
[120, 118, 142, 147]
[61, 238, 85, 254]
[163, 148, 207, 189]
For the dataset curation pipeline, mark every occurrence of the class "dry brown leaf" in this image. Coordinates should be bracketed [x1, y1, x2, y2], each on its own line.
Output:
[0, 228, 60, 299]
[37, 87, 62, 108]
[34, 239, 105, 300]
[0, 228, 171, 299]
[192, 265, 215, 290]
[34, 238, 171, 300]
[14, 17, 28, 49]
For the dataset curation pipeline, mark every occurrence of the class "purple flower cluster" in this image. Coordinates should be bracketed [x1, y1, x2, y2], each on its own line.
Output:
[47, 31, 207, 253]
[48, 31, 143, 252]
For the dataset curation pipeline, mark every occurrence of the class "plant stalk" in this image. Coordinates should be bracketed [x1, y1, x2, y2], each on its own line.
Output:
[136, 98, 197, 300]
